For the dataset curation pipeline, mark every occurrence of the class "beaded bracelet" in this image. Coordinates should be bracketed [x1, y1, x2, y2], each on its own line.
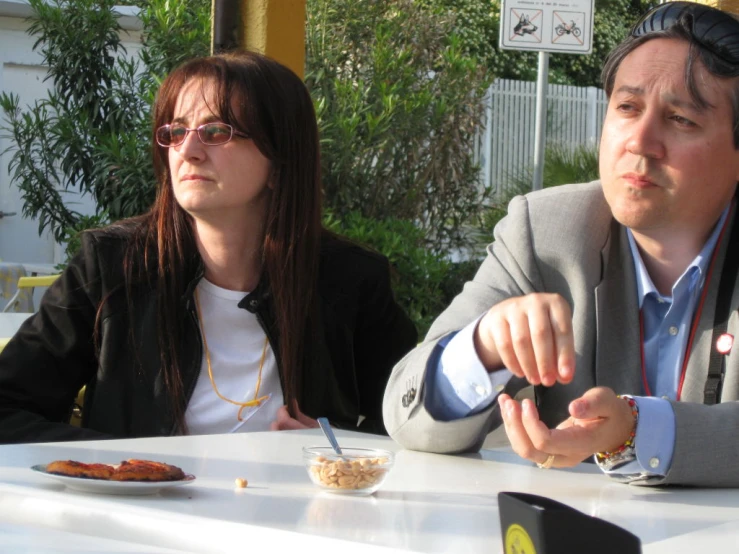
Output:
[595, 395, 639, 462]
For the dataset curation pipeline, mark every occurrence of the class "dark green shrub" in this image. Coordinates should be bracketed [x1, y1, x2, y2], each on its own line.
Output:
[0, 0, 210, 242]
[324, 210, 453, 336]
[307, 0, 491, 255]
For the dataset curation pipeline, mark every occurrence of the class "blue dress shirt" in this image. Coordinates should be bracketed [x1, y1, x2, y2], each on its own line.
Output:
[426, 206, 729, 478]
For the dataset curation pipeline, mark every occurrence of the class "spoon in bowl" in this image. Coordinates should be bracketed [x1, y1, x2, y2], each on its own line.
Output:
[317, 417, 343, 456]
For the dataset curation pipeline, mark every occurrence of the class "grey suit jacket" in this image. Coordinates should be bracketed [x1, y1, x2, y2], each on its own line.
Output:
[383, 181, 739, 487]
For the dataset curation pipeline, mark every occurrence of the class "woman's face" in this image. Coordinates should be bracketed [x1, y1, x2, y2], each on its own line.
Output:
[168, 78, 271, 223]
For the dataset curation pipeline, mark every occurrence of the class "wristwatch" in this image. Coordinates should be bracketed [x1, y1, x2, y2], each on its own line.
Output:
[595, 443, 636, 471]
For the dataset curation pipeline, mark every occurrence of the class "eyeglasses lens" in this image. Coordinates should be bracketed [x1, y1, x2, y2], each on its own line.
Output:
[156, 123, 235, 147]
[199, 124, 233, 145]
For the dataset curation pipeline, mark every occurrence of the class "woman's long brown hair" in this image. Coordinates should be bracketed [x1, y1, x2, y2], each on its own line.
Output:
[119, 51, 322, 431]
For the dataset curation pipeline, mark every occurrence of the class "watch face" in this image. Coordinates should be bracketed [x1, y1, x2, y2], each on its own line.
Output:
[596, 446, 637, 471]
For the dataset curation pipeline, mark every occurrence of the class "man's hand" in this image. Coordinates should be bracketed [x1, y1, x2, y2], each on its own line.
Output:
[498, 387, 637, 468]
[475, 293, 575, 386]
[270, 401, 320, 431]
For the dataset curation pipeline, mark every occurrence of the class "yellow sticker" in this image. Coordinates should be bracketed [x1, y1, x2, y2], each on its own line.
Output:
[505, 523, 537, 554]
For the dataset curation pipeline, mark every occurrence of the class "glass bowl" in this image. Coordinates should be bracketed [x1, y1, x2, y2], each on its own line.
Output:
[302, 446, 394, 496]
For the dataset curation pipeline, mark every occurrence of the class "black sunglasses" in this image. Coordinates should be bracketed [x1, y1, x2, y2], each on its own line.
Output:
[631, 1, 739, 64]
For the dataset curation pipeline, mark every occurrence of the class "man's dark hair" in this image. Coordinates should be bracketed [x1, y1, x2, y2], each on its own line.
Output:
[601, 16, 739, 147]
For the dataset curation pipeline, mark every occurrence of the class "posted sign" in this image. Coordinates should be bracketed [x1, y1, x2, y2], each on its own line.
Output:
[499, 0, 594, 54]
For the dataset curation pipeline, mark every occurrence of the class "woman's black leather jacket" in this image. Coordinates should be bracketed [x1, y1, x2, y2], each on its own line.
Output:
[0, 227, 417, 443]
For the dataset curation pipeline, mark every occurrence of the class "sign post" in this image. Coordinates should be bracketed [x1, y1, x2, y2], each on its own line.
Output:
[499, 0, 594, 190]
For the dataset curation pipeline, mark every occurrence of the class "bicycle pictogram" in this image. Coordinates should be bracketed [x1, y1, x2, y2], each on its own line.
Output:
[551, 11, 585, 45]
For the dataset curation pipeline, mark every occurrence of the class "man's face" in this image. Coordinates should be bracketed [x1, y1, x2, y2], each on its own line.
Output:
[599, 38, 739, 240]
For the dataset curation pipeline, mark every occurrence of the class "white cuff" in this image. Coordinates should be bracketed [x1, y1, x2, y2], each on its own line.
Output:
[439, 316, 511, 412]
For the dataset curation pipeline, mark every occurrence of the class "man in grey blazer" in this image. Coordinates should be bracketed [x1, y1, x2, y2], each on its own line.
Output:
[383, 1, 739, 487]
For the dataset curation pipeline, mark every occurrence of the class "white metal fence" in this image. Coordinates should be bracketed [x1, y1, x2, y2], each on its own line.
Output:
[477, 79, 608, 195]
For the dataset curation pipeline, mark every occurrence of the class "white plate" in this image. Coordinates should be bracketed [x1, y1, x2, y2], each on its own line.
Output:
[31, 464, 196, 496]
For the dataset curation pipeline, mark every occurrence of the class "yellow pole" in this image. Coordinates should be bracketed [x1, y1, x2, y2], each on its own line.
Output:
[239, 0, 306, 79]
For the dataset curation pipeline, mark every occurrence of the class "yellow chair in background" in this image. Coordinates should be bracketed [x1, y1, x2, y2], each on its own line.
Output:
[1, 274, 60, 313]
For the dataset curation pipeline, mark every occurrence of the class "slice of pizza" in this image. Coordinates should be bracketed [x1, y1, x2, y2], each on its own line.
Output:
[46, 460, 115, 480]
[110, 459, 186, 482]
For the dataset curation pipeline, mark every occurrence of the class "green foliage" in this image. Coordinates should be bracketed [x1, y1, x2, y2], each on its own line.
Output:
[417, 0, 499, 69]
[323, 210, 452, 336]
[508, 142, 600, 191]
[0, 0, 210, 243]
[59, 212, 110, 266]
[470, 142, 600, 250]
[546, 0, 656, 86]
[135, 0, 211, 79]
[306, 0, 492, 255]
[421, 0, 653, 87]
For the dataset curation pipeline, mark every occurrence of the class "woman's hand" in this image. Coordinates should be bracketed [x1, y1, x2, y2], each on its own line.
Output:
[270, 401, 319, 431]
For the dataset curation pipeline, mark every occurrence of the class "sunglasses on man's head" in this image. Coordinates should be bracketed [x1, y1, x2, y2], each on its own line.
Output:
[631, 1, 739, 64]
[156, 122, 250, 147]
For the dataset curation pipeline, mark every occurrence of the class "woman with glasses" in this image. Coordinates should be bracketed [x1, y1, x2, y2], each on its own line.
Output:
[0, 50, 417, 443]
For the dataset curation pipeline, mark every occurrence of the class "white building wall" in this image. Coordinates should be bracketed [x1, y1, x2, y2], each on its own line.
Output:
[0, 0, 142, 265]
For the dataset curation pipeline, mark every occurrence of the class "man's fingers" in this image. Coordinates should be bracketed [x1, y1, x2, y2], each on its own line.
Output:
[549, 299, 575, 383]
[507, 311, 541, 385]
[479, 293, 575, 387]
[490, 316, 523, 377]
[526, 307, 557, 386]
[500, 396, 587, 467]
[520, 399, 555, 449]
[499, 396, 545, 461]
[568, 387, 617, 420]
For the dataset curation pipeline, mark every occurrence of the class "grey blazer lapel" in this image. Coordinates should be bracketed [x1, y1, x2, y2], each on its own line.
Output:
[682, 207, 738, 402]
[594, 222, 643, 394]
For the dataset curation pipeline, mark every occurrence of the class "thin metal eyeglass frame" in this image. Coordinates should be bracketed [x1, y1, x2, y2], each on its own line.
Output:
[155, 122, 250, 147]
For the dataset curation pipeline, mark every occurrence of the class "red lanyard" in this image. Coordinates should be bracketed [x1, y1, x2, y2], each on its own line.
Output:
[638, 211, 731, 400]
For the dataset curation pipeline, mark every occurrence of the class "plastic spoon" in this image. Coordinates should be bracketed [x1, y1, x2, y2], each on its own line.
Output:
[317, 417, 343, 456]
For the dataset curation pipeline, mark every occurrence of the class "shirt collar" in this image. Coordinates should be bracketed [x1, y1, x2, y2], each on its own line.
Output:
[627, 205, 730, 309]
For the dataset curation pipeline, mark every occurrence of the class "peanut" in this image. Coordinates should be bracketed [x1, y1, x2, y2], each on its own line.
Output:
[234, 478, 248, 488]
[309, 456, 389, 491]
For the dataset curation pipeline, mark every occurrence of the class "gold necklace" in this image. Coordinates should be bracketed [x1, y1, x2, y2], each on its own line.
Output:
[194, 288, 270, 421]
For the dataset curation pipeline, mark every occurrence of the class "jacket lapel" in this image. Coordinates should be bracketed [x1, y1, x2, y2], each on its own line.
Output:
[682, 205, 739, 403]
[595, 222, 643, 395]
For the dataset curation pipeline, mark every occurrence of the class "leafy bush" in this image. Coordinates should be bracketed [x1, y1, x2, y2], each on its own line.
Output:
[0, 0, 210, 242]
[306, 0, 491, 255]
[507, 142, 600, 192]
[468, 142, 599, 254]
[0, 0, 497, 333]
[324, 211, 451, 336]
[424, 0, 652, 87]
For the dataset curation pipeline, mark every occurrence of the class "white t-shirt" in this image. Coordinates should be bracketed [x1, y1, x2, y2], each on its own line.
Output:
[184, 279, 284, 434]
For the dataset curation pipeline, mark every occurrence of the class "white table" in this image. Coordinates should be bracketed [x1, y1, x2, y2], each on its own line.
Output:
[1, 429, 738, 553]
[0, 312, 32, 338]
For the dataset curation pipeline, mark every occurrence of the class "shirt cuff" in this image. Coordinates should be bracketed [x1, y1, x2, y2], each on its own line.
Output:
[599, 396, 675, 478]
[424, 317, 512, 421]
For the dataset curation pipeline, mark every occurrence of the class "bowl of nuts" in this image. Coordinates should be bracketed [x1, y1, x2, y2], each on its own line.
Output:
[303, 446, 394, 496]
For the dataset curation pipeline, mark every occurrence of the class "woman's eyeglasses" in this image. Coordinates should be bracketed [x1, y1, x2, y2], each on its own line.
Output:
[155, 122, 250, 147]
[631, 1, 739, 64]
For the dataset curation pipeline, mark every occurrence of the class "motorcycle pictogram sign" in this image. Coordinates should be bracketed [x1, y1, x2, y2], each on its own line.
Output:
[551, 11, 586, 46]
